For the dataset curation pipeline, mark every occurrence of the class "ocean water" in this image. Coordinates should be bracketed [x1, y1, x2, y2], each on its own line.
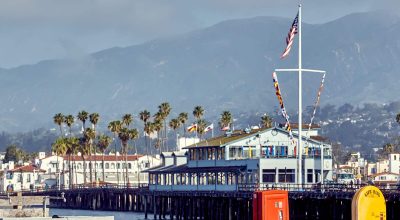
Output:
[50, 208, 153, 220]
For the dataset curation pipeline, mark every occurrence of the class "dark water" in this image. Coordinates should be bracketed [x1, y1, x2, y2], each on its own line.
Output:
[50, 208, 153, 220]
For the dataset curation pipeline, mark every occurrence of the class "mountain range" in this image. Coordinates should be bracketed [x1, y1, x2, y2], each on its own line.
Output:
[0, 11, 399, 131]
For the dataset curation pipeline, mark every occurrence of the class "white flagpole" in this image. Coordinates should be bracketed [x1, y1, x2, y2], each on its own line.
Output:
[298, 3, 303, 186]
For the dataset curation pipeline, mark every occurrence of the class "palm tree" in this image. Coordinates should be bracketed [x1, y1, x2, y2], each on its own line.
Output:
[128, 129, 139, 185]
[77, 110, 89, 131]
[108, 120, 122, 185]
[169, 118, 181, 151]
[89, 113, 100, 181]
[193, 106, 204, 120]
[118, 128, 139, 186]
[78, 136, 90, 185]
[51, 137, 67, 189]
[261, 114, 273, 128]
[152, 117, 163, 154]
[97, 134, 112, 182]
[65, 137, 79, 188]
[196, 119, 208, 140]
[178, 112, 188, 147]
[158, 102, 171, 151]
[122, 114, 133, 128]
[64, 115, 75, 136]
[219, 111, 232, 131]
[144, 121, 154, 158]
[53, 113, 65, 136]
[139, 110, 151, 156]
[84, 127, 96, 185]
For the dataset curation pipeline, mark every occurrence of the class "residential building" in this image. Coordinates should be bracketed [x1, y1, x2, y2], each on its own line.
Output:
[0, 164, 45, 192]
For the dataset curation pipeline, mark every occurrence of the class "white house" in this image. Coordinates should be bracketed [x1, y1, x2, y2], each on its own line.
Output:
[0, 164, 46, 192]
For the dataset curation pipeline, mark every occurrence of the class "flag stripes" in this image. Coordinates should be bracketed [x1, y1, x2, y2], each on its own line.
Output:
[281, 13, 299, 59]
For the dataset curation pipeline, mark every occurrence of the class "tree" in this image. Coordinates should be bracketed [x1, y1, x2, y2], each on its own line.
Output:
[53, 113, 65, 136]
[122, 114, 133, 128]
[3, 145, 26, 163]
[139, 110, 151, 156]
[77, 111, 89, 131]
[144, 121, 155, 158]
[261, 114, 273, 128]
[193, 106, 204, 120]
[196, 119, 208, 140]
[219, 111, 232, 130]
[64, 115, 75, 136]
[118, 127, 130, 186]
[178, 112, 188, 147]
[84, 127, 96, 184]
[51, 138, 67, 189]
[78, 136, 90, 185]
[169, 118, 181, 151]
[89, 113, 100, 181]
[158, 102, 171, 151]
[108, 120, 122, 185]
[65, 137, 79, 188]
[97, 134, 112, 182]
[152, 119, 163, 153]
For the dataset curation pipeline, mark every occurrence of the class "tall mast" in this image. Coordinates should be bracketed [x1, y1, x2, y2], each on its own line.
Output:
[297, 4, 303, 185]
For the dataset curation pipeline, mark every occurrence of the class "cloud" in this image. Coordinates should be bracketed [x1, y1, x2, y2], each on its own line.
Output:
[0, 0, 396, 67]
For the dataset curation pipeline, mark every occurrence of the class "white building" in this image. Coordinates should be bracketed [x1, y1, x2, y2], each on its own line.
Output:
[61, 154, 160, 187]
[147, 126, 333, 191]
[0, 164, 45, 192]
[366, 153, 400, 184]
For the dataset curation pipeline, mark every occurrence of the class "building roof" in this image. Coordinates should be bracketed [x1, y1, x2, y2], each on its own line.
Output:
[369, 172, 399, 178]
[184, 126, 327, 149]
[63, 155, 144, 161]
[289, 123, 321, 129]
[148, 164, 246, 174]
[11, 164, 46, 173]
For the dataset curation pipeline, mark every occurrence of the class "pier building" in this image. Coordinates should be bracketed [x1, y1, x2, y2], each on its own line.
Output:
[147, 125, 333, 191]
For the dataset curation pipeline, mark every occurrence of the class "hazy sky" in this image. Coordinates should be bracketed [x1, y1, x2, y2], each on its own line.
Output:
[0, 0, 398, 68]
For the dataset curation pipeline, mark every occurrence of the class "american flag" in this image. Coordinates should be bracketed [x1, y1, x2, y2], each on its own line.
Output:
[281, 13, 299, 59]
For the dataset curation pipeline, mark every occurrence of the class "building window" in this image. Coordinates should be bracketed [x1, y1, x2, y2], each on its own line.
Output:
[27, 174, 31, 183]
[105, 163, 109, 169]
[18, 174, 22, 183]
[128, 163, 132, 169]
[111, 163, 115, 169]
[278, 169, 295, 183]
[262, 169, 275, 183]
[117, 163, 121, 169]
[307, 169, 313, 183]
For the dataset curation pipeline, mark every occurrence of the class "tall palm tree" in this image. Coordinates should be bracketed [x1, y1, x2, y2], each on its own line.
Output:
[53, 113, 65, 136]
[51, 137, 67, 189]
[152, 116, 163, 154]
[77, 111, 89, 131]
[128, 129, 139, 185]
[193, 106, 204, 120]
[108, 120, 122, 185]
[196, 119, 208, 140]
[158, 102, 171, 151]
[118, 128, 139, 186]
[144, 121, 154, 158]
[261, 114, 273, 128]
[89, 113, 100, 181]
[84, 127, 96, 184]
[122, 114, 133, 128]
[219, 111, 232, 131]
[78, 136, 90, 185]
[178, 112, 188, 147]
[64, 115, 75, 136]
[169, 118, 181, 151]
[139, 110, 151, 156]
[97, 134, 112, 182]
[65, 137, 79, 188]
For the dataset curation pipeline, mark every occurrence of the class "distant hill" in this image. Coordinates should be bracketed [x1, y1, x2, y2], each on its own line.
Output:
[0, 11, 399, 131]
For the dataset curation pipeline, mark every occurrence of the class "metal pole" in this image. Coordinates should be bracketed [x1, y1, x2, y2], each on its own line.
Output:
[298, 4, 303, 185]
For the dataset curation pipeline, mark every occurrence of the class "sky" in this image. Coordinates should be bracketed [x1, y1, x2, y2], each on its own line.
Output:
[0, 0, 398, 68]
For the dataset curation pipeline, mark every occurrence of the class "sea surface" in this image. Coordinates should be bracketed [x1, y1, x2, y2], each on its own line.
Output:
[50, 208, 153, 220]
